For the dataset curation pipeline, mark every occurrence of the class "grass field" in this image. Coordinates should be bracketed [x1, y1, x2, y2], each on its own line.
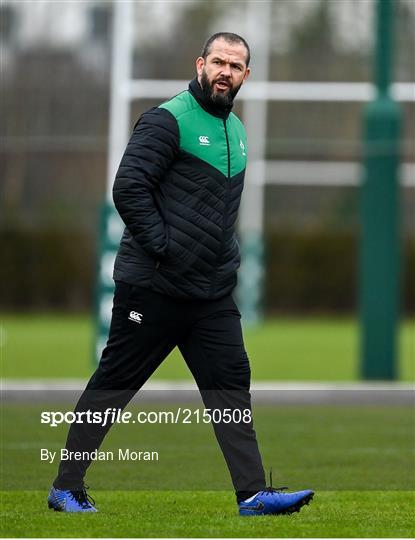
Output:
[1, 314, 414, 380]
[1, 315, 414, 537]
[3, 405, 414, 491]
[2, 490, 414, 538]
[1, 404, 414, 536]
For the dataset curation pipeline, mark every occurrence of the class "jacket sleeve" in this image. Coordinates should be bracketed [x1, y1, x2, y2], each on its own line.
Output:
[112, 107, 179, 259]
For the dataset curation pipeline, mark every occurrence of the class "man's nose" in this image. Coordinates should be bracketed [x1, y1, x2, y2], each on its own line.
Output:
[220, 63, 232, 77]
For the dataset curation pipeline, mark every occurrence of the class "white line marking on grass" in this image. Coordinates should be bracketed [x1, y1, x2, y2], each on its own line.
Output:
[1, 379, 414, 404]
[1, 379, 414, 392]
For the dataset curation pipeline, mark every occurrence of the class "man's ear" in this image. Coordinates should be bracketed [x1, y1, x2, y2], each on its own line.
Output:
[242, 67, 251, 83]
[196, 57, 205, 78]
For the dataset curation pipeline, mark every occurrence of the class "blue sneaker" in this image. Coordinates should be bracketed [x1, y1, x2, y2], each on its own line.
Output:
[47, 485, 97, 512]
[238, 486, 314, 516]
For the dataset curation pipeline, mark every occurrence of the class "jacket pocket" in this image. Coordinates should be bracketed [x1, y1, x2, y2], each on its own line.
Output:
[163, 224, 193, 266]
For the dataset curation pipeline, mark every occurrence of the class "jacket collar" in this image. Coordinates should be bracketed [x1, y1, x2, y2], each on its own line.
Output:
[188, 77, 233, 120]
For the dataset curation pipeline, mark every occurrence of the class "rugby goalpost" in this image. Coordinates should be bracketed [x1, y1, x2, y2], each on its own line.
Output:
[96, 0, 414, 377]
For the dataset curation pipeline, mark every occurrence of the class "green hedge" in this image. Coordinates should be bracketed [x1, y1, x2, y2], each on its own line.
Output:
[0, 227, 413, 313]
[264, 228, 414, 314]
[1, 228, 95, 311]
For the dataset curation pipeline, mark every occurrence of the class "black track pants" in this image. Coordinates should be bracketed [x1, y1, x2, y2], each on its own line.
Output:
[54, 281, 266, 498]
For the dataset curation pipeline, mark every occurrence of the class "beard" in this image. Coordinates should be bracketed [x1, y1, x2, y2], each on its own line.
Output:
[200, 69, 243, 109]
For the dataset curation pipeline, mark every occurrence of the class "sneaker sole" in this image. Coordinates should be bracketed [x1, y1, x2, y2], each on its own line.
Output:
[48, 501, 97, 513]
[277, 492, 314, 515]
[48, 501, 63, 512]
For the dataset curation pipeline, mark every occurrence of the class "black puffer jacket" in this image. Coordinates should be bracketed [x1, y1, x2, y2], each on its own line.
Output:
[112, 78, 248, 299]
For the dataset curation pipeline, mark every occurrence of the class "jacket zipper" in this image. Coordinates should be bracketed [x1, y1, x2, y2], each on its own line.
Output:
[154, 219, 169, 272]
[209, 118, 231, 298]
[224, 119, 231, 178]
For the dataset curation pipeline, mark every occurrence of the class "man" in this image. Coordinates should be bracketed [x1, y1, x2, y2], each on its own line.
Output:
[47, 32, 313, 515]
